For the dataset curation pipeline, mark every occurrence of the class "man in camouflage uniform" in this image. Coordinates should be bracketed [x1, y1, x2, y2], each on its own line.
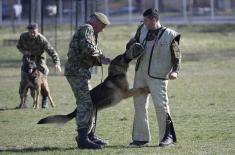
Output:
[64, 12, 111, 149]
[127, 8, 181, 147]
[17, 23, 61, 108]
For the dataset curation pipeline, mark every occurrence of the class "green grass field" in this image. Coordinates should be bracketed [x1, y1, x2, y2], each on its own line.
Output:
[0, 24, 235, 155]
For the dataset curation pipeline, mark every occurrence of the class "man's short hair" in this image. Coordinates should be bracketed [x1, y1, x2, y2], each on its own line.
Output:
[143, 8, 159, 20]
[27, 23, 38, 30]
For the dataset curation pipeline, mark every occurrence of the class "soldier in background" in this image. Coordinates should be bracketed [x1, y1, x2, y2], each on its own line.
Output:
[17, 23, 61, 108]
[64, 12, 111, 149]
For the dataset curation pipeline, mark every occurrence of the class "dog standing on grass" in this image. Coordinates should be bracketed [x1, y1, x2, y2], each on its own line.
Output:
[18, 56, 55, 109]
[38, 43, 148, 124]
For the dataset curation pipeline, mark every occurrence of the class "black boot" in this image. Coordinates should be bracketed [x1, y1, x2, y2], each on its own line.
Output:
[76, 128, 101, 149]
[159, 114, 177, 147]
[159, 133, 173, 147]
[88, 132, 108, 146]
[41, 96, 48, 108]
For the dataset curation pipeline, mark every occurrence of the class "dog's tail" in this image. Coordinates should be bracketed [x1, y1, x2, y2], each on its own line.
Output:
[37, 108, 76, 125]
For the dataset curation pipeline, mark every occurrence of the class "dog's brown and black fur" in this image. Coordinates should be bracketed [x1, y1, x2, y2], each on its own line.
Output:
[38, 44, 148, 124]
[19, 57, 55, 109]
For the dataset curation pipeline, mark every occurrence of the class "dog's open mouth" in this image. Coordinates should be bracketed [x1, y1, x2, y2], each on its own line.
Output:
[28, 69, 33, 74]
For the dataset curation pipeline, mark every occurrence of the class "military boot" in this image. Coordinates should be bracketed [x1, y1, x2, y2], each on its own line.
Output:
[159, 133, 173, 147]
[88, 132, 108, 146]
[76, 128, 101, 149]
[41, 96, 48, 108]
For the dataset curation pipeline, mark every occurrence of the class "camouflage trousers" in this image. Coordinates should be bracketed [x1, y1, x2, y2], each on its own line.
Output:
[66, 74, 96, 131]
[19, 70, 47, 98]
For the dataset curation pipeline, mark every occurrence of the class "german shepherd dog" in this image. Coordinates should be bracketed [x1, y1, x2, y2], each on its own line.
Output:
[18, 56, 55, 109]
[38, 43, 148, 124]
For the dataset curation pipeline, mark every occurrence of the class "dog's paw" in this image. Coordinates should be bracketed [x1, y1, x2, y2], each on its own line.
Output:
[33, 104, 39, 109]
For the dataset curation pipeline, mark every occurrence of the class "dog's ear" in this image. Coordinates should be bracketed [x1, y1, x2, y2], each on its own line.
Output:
[124, 43, 144, 60]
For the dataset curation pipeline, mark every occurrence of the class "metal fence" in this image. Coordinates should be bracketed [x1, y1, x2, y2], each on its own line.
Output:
[1, 0, 235, 27]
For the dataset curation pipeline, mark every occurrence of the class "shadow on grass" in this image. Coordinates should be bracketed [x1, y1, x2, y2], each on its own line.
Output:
[0, 147, 76, 153]
[0, 107, 20, 111]
[0, 145, 159, 153]
[106, 144, 159, 149]
[0, 106, 36, 111]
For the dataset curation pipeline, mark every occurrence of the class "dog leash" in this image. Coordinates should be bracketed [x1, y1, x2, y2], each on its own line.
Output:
[101, 65, 104, 83]
[92, 64, 104, 134]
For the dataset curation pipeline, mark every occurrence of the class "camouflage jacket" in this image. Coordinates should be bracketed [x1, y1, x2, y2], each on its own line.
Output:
[64, 24, 103, 76]
[17, 32, 60, 75]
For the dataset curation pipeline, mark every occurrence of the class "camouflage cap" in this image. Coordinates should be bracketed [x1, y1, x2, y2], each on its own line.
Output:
[27, 23, 38, 29]
[93, 12, 110, 25]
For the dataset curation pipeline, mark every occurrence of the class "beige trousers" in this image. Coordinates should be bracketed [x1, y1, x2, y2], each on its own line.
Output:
[132, 69, 171, 143]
